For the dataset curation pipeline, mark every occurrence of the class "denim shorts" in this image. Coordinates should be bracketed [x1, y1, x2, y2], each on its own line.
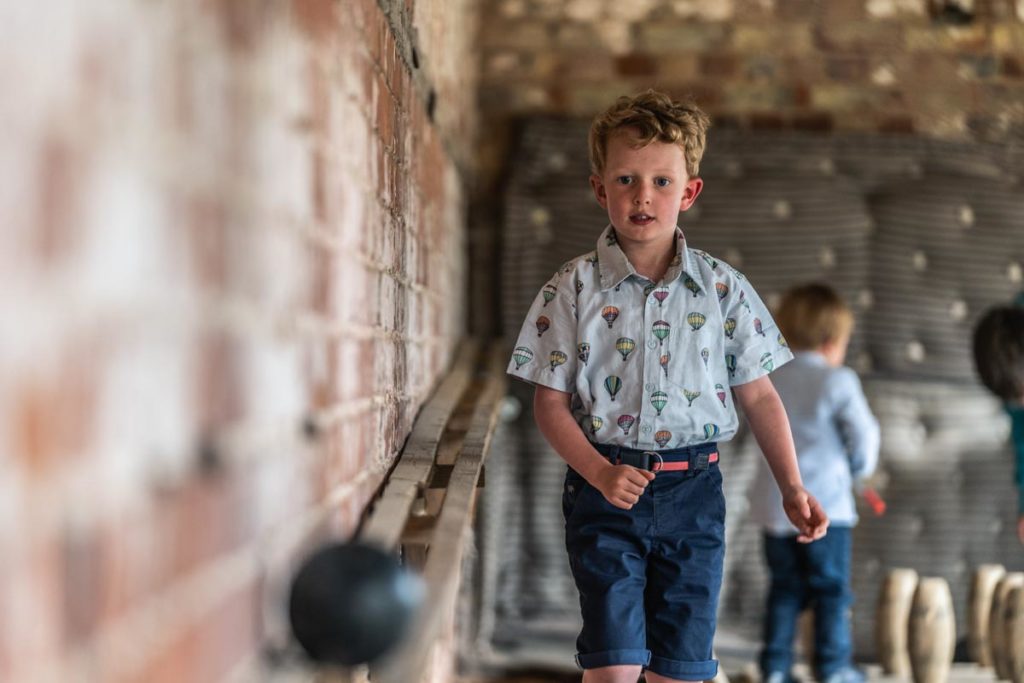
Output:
[562, 442, 725, 681]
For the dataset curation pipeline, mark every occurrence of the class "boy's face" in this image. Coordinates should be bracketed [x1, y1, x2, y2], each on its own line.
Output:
[590, 128, 703, 252]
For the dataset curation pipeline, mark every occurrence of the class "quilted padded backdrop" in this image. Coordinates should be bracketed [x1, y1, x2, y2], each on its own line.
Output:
[474, 121, 1024, 667]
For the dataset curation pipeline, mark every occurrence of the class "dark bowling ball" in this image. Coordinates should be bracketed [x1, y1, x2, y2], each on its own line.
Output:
[289, 541, 424, 666]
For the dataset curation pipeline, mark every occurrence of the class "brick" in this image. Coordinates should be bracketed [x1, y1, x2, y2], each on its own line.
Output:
[700, 54, 739, 78]
[878, 114, 916, 133]
[749, 112, 787, 129]
[1002, 55, 1024, 78]
[792, 111, 834, 131]
[291, 0, 337, 41]
[126, 578, 259, 683]
[615, 53, 658, 77]
[825, 54, 871, 81]
[733, 24, 814, 52]
[637, 23, 730, 52]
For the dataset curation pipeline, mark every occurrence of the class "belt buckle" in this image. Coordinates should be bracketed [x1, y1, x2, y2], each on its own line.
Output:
[694, 452, 710, 471]
[643, 451, 664, 472]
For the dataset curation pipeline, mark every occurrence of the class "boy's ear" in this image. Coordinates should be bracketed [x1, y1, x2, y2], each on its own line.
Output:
[680, 177, 703, 211]
[590, 174, 608, 209]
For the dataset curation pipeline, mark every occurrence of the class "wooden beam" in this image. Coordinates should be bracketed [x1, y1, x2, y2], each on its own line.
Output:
[370, 344, 506, 683]
[360, 339, 480, 549]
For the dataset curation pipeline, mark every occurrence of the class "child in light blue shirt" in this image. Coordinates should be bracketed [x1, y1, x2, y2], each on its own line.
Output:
[749, 283, 879, 683]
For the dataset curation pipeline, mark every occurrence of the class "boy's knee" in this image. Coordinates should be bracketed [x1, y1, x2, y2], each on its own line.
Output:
[582, 664, 643, 683]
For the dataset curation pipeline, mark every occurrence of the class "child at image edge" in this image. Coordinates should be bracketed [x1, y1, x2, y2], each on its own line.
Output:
[748, 284, 880, 683]
[972, 295, 1024, 545]
[506, 90, 829, 683]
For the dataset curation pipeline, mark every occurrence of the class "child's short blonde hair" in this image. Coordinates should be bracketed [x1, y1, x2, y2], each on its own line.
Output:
[775, 283, 854, 351]
[588, 89, 710, 177]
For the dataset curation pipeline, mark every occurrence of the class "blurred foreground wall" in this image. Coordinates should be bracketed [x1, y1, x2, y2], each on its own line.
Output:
[0, 1, 477, 680]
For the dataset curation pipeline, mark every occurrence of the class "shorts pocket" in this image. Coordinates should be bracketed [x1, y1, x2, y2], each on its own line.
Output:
[562, 469, 586, 521]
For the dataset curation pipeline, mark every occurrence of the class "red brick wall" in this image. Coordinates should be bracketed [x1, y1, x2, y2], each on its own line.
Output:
[0, 0, 475, 680]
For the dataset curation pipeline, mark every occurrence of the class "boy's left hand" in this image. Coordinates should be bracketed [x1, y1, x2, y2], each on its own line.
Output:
[782, 486, 829, 543]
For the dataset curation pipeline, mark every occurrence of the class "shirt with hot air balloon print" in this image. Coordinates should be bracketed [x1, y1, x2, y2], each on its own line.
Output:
[507, 225, 794, 450]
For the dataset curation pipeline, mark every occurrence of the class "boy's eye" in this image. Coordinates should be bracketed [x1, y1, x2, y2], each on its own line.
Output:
[616, 176, 633, 185]
[655, 177, 671, 187]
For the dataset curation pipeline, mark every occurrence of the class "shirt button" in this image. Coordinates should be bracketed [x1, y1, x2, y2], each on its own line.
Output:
[647, 340, 657, 349]
[645, 383, 654, 392]
[641, 424, 652, 434]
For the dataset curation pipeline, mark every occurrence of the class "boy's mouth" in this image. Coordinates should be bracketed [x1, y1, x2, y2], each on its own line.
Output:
[629, 212, 655, 225]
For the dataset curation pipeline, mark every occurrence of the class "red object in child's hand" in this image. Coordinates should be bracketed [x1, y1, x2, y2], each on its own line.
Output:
[862, 487, 886, 516]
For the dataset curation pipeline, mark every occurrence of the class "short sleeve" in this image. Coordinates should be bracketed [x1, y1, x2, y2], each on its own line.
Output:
[507, 272, 578, 393]
[719, 268, 794, 386]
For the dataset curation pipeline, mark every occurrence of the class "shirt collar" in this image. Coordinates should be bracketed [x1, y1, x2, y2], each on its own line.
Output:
[793, 350, 828, 365]
[596, 225, 702, 293]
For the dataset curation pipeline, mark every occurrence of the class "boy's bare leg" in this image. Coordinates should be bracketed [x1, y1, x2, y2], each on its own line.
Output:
[644, 673, 700, 683]
[582, 665, 643, 682]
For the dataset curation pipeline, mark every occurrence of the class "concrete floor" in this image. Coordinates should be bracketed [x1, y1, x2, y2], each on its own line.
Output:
[458, 663, 1002, 682]
[457, 625, 1005, 683]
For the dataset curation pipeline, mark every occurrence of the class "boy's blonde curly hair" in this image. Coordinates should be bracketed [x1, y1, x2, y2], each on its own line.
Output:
[588, 89, 711, 177]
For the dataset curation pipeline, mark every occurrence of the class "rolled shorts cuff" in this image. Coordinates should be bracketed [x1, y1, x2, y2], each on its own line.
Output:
[575, 649, 651, 669]
[647, 655, 718, 680]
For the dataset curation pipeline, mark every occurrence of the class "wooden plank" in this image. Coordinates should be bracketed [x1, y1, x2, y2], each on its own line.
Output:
[370, 344, 506, 683]
[361, 339, 480, 548]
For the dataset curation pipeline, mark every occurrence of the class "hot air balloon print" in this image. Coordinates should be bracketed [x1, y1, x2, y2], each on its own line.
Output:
[687, 312, 706, 331]
[585, 252, 599, 265]
[738, 290, 751, 311]
[715, 282, 729, 301]
[616, 337, 636, 361]
[650, 391, 668, 416]
[703, 423, 720, 440]
[654, 287, 669, 307]
[698, 251, 718, 269]
[576, 278, 584, 295]
[577, 342, 590, 365]
[617, 414, 636, 436]
[660, 352, 670, 377]
[606, 231, 617, 246]
[536, 316, 551, 336]
[549, 350, 567, 371]
[602, 306, 620, 328]
[589, 415, 604, 435]
[725, 353, 737, 377]
[778, 333, 789, 348]
[604, 375, 622, 401]
[753, 318, 765, 336]
[724, 317, 737, 339]
[715, 383, 727, 407]
[643, 283, 655, 298]
[701, 347, 710, 367]
[760, 352, 774, 372]
[512, 346, 534, 370]
[683, 275, 701, 297]
[542, 285, 557, 306]
[655, 430, 672, 448]
[652, 320, 670, 346]
[683, 389, 701, 407]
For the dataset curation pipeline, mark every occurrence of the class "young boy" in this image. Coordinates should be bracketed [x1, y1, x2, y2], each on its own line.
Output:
[748, 283, 880, 683]
[506, 90, 828, 683]
[972, 295, 1024, 545]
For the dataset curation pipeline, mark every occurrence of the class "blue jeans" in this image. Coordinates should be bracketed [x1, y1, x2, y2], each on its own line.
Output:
[759, 527, 853, 679]
[562, 443, 725, 681]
